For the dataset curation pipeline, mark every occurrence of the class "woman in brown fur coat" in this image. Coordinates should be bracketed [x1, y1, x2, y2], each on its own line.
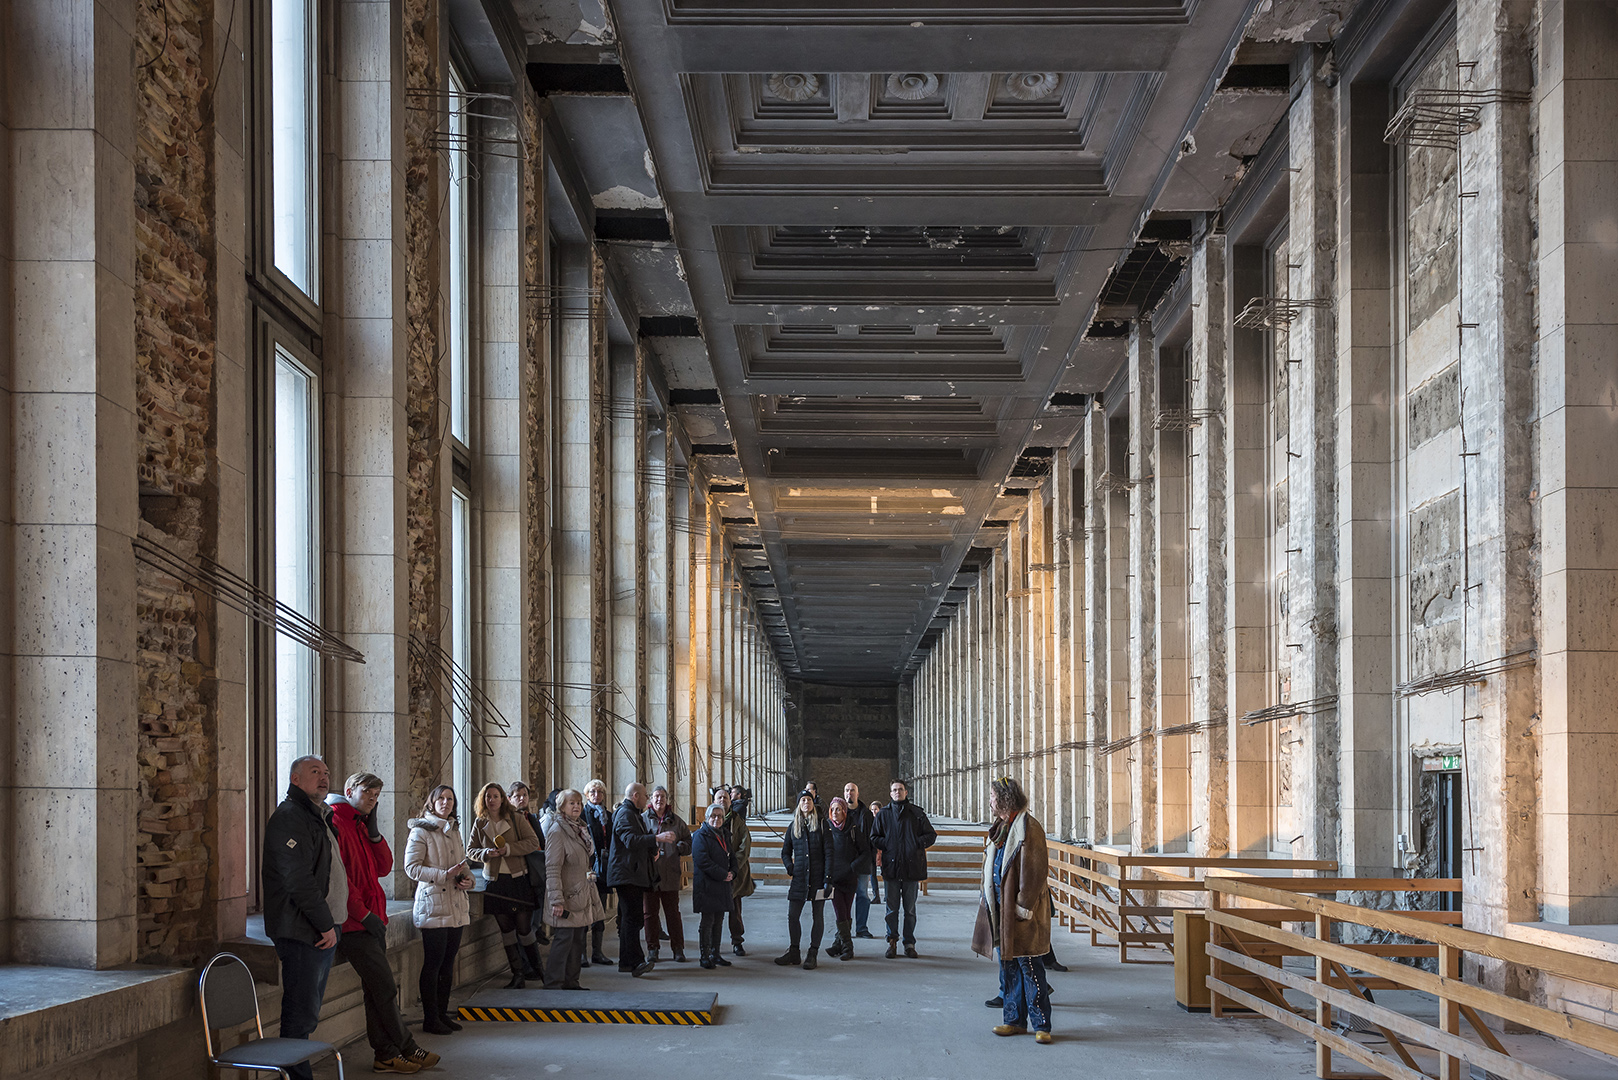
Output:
[971, 776, 1053, 1043]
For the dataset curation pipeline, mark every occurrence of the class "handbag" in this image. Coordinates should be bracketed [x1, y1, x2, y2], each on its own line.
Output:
[523, 814, 546, 888]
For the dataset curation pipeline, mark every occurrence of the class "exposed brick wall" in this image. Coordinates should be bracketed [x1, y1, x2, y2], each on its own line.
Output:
[132, 0, 219, 964]
[403, 0, 445, 809]
[523, 92, 551, 788]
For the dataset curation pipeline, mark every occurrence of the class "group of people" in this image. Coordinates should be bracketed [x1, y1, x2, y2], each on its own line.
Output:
[262, 757, 1061, 1076]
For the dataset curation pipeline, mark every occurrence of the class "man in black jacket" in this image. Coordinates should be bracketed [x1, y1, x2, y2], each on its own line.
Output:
[870, 780, 937, 959]
[606, 783, 675, 976]
[261, 756, 344, 1080]
[842, 782, 879, 938]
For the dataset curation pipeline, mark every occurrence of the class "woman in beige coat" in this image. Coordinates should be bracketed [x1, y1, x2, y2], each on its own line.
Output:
[469, 782, 542, 988]
[541, 789, 607, 990]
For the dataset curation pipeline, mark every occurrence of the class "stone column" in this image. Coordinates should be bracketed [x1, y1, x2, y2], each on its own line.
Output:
[1285, 50, 1341, 863]
[1081, 405, 1111, 843]
[1453, 0, 1538, 945]
[556, 247, 596, 789]
[1050, 448, 1079, 841]
[645, 421, 671, 791]
[479, 115, 525, 787]
[671, 473, 692, 809]
[1128, 318, 1159, 853]
[1188, 230, 1231, 857]
[8, 0, 141, 967]
[1335, 82, 1397, 877]
[608, 344, 639, 786]
[1157, 346, 1190, 851]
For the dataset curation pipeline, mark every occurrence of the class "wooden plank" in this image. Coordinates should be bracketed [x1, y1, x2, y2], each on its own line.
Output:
[1246, 878, 1461, 893]
[1209, 877, 1618, 988]
[1211, 945, 1554, 1080]
[1206, 908, 1618, 1060]
[1206, 978, 1428, 1080]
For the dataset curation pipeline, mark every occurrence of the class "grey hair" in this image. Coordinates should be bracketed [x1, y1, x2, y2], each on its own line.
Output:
[704, 802, 725, 822]
[651, 785, 669, 797]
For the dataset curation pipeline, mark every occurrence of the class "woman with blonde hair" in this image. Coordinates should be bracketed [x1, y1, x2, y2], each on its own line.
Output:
[541, 788, 606, 990]
[406, 785, 474, 1033]
[971, 776, 1053, 1044]
[469, 782, 541, 988]
[776, 789, 832, 969]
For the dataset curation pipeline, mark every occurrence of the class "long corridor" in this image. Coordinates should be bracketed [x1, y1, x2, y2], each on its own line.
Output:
[429, 886, 1317, 1080]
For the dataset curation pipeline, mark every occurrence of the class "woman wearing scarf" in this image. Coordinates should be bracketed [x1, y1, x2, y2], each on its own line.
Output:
[823, 796, 871, 961]
[690, 802, 736, 969]
[468, 783, 542, 988]
[540, 788, 607, 990]
[971, 776, 1053, 1044]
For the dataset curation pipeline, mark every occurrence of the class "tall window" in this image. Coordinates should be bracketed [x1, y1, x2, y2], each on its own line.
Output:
[448, 63, 471, 444]
[269, 0, 319, 298]
[274, 347, 320, 794]
[451, 486, 473, 806]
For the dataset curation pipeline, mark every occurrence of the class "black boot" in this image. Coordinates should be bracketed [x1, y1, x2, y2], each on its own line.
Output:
[522, 941, 542, 980]
[774, 946, 802, 966]
[836, 920, 854, 961]
[440, 1010, 463, 1032]
[591, 925, 611, 967]
[827, 932, 844, 958]
[421, 984, 453, 1035]
[503, 944, 526, 989]
[802, 948, 818, 970]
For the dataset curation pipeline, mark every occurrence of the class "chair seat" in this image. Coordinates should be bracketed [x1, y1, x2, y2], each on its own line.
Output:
[214, 1036, 338, 1069]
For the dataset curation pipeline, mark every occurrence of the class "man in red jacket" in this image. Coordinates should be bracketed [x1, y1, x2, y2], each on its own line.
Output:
[328, 773, 441, 1074]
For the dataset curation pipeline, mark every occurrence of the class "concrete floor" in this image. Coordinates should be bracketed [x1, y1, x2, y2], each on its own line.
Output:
[408, 886, 1319, 1080]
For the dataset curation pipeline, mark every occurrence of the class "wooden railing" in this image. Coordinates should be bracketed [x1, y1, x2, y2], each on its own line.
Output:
[1047, 842, 1338, 963]
[1207, 875, 1618, 1080]
[743, 820, 986, 890]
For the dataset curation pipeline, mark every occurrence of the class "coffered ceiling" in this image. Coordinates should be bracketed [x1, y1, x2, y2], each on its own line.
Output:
[511, 0, 1308, 683]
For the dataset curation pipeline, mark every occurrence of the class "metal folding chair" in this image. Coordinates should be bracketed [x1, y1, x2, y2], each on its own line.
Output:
[198, 952, 346, 1079]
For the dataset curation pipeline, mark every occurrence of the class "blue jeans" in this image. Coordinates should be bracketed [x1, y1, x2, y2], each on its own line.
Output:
[884, 878, 919, 945]
[274, 934, 340, 1080]
[854, 874, 874, 933]
[1001, 953, 1052, 1032]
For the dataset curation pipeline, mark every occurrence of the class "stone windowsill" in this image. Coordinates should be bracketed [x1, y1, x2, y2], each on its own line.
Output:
[0, 964, 194, 1076]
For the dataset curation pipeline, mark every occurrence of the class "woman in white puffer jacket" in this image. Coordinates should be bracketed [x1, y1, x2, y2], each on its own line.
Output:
[406, 784, 473, 1035]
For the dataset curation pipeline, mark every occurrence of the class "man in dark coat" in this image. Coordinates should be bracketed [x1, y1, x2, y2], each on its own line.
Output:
[869, 779, 937, 958]
[842, 781, 879, 937]
[261, 756, 343, 1080]
[606, 782, 675, 976]
[713, 785, 755, 955]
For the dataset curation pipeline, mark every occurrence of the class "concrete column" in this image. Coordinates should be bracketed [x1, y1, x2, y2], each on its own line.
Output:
[555, 247, 595, 788]
[671, 474, 692, 809]
[1157, 348, 1190, 852]
[1188, 230, 1231, 856]
[1228, 244, 1271, 853]
[1128, 319, 1159, 853]
[8, 0, 141, 967]
[645, 423, 670, 791]
[1533, 0, 1618, 928]
[1335, 82, 1396, 877]
[1285, 51, 1341, 862]
[608, 344, 639, 786]
[328, 0, 413, 877]
[687, 488, 711, 799]
[1050, 449, 1078, 841]
[1107, 410, 1132, 845]
[1026, 492, 1050, 814]
[478, 116, 525, 788]
[1453, 0, 1538, 943]
[1081, 406, 1111, 843]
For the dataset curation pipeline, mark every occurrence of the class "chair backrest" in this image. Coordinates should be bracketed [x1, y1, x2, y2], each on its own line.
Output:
[198, 953, 263, 1057]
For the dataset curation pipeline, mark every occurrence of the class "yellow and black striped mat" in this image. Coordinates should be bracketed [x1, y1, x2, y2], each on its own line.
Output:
[456, 989, 717, 1026]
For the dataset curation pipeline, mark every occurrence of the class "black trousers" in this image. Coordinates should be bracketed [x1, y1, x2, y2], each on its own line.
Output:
[728, 894, 746, 944]
[336, 928, 416, 1061]
[698, 911, 726, 956]
[787, 897, 826, 949]
[615, 883, 647, 969]
[417, 926, 463, 1021]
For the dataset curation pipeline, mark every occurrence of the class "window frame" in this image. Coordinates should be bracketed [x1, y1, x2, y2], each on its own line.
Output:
[249, 311, 326, 910]
[252, 0, 325, 330]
